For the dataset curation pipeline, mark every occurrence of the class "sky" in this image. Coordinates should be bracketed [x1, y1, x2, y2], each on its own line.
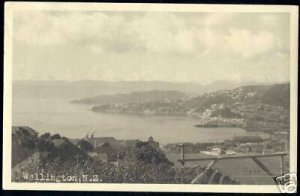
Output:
[12, 11, 290, 84]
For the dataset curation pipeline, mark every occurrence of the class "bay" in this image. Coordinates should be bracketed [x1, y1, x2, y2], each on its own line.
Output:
[12, 98, 269, 144]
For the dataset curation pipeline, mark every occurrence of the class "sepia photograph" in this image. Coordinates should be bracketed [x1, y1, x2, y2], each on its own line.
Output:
[3, 2, 298, 193]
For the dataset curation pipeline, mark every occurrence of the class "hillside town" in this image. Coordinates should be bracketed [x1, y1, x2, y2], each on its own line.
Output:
[91, 83, 290, 135]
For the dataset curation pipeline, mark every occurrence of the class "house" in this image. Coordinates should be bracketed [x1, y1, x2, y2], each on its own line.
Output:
[88, 152, 108, 163]
[148, 136, 159, 149]
[85, 136, 120, 149]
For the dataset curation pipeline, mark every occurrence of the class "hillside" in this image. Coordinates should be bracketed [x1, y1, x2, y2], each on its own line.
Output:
[11, 126, 244, 184]
[92, 83, 290, 133]
[12, 127, 101, 182]
[12, 126, 39, 167]
[70, 90, 187, 105]
[260, 83, 290, 109]
[11, 127, 175, 183]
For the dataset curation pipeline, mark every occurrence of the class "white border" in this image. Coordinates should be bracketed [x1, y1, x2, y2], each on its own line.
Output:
[3, 2, 299, 193]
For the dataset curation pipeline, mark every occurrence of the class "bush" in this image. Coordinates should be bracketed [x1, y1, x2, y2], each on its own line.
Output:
[77, 139, 94, 152]
[50, 134, 61, 140]
[39, 132, 51, 140]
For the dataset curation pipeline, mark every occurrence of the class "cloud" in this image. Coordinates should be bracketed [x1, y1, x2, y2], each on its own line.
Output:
[259, 14, 282, 26]
[89, 45, 103, 54]
[225, 29, 281, 58]
[13, 11, 287, 60]
[202, 13, 235, 26]
[130, 12, 187, 54]
[14, 11, 64, 45]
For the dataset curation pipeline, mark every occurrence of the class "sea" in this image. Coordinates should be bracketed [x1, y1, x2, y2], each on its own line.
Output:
[12, 98, 269, 145]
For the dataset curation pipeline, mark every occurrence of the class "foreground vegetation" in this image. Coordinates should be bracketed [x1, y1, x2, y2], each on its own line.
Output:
[12, 126, 238, 184]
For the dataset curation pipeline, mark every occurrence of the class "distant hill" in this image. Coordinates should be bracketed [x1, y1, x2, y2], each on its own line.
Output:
[92, 83, 290, 133]
[93, 83, 290, 113]
[187, 83, 290, 110]
[210, 107, 242, 118]
[71, 90, 188, 105]
[260, 83, 290, 109]
[12, 80, 254, 100]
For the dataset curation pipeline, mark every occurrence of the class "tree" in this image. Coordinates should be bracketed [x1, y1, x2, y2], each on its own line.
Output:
[39, 132, 51, 140]
[50, 134, 61, 140]
[77, 139, 93, 152]
[127, 141, 172, 165]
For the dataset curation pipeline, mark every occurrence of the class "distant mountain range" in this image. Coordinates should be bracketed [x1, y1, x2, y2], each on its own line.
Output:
[71, 90, 188, 105]
[13, 80, 266, 100]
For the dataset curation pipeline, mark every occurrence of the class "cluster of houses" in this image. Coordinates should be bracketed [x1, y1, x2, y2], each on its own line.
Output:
[72, 133, 160, 164]
[163, 134, 288, 157]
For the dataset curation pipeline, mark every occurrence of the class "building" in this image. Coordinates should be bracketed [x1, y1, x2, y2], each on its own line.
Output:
[88, 152, 108, 163]
[85, 135, 120, 149]
[119, 139, 140, 148]
[148, 136, 159, 149]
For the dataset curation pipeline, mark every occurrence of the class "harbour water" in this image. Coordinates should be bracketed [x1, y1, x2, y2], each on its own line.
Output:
[12, 98, 269, 144]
